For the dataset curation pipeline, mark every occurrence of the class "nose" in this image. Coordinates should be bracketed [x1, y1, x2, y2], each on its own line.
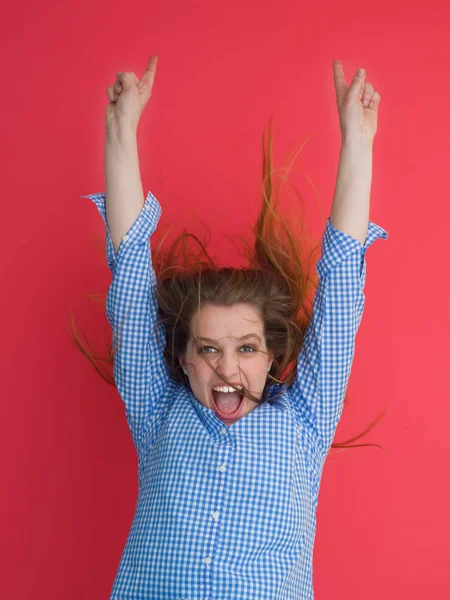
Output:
[216, 351, 241, 380]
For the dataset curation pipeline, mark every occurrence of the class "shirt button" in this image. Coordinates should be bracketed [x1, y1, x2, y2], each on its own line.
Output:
[122, 234, 129, 242]
[204, 557, 212, 565]
[218, 465, 226, 472]
[145, 201, 151, 210]
[211, 511, 219, 521]
[220, 427, 227, 434]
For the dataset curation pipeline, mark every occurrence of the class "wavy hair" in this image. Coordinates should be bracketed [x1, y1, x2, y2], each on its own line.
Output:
[69, 119, 386, 452]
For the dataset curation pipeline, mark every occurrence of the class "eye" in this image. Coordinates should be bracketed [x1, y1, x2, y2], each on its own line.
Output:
[199, 344, 256, 353]
[199, 346, 216, 353]
[240, 344, 256, 352]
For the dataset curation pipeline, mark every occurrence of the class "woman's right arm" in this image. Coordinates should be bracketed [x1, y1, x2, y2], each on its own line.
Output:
[82, 123, 172, 455]
[83, 57, 173, 453]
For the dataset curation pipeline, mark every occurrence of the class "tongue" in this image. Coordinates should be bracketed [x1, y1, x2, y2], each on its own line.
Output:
[214, 391, 242, 414]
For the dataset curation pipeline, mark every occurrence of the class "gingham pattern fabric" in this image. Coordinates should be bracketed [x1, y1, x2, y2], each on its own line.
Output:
[81, 190, 388, 600]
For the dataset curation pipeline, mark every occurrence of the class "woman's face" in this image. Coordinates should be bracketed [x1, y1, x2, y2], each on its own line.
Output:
[179, 303, 273, 425]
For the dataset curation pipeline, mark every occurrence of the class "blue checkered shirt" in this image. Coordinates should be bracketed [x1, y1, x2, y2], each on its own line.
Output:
[81, 190, 388, 600]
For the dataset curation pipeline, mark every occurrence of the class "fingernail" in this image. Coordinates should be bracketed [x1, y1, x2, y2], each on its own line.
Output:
[358, 69, 365, 77]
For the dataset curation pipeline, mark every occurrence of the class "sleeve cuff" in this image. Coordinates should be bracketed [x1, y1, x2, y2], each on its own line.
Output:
[80, 190, 162, 274]
[316, 217, 388, 279]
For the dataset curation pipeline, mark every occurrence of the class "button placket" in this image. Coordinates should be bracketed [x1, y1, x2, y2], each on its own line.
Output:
[205, 452, 229, 569]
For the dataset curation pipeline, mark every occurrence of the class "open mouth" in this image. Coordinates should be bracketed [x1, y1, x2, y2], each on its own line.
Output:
[211, 389, 245, 420]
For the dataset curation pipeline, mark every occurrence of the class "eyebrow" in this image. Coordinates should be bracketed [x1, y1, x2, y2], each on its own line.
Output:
[197, 334, 262, 344]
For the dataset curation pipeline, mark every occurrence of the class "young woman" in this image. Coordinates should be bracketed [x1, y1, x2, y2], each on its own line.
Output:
[78, 56, 388, 599]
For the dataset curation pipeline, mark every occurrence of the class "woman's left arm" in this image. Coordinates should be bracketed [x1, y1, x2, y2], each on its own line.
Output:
[330, 61, 381, 245]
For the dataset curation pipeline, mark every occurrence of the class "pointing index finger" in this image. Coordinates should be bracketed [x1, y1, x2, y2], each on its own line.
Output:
[333, 60, 349, 101]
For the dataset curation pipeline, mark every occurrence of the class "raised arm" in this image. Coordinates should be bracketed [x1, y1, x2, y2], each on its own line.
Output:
[81, 57, 172, 455]
[286, 62, 387, 457]
[104, 56, 159, 254]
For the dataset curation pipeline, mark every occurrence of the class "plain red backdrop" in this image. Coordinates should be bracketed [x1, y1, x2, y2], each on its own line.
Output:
[2, 0, 449, 598]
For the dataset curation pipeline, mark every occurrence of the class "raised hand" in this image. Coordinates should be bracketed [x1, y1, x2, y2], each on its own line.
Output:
[333, 60, 381, 143]
[105, 56, 159, 134]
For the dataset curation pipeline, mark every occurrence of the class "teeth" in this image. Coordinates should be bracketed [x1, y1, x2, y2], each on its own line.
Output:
[212, 385, 243, 393]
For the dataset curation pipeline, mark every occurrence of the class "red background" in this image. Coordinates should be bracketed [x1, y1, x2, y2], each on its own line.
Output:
[2, 0, 449, 598]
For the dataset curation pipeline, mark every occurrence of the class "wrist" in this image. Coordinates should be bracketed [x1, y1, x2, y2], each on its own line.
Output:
[341, 134, 374, 150]
[106, 121, 138, 147]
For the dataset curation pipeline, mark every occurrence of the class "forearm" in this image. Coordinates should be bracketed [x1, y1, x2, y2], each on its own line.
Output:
[330, 138, 373, 246]
[104, 125, 145, 255]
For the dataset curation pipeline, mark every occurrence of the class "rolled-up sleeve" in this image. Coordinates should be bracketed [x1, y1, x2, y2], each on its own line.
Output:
[286, 216, 389, 458]
[81, 190, 171, 454]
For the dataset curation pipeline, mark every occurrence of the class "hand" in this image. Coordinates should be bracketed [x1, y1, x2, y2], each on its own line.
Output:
[105, 56, 159, 134]
[333, 60, 380, 143]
